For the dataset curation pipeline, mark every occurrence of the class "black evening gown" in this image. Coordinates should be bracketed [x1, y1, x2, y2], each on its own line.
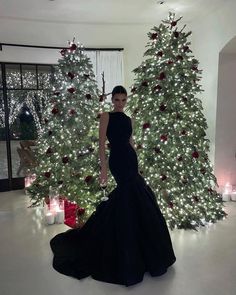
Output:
[50, 112, 176, 286]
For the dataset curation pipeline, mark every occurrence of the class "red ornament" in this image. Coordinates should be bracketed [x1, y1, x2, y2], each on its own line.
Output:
[143, 122, 151, 129]
[157, 51, 163, 57]
[51, 107, 59, 115]
[46, 147, 53, 155]
[68, 72, 75, 79]
[159, 104, 167, 112]
[141, 81, 148, 87]
[160, 134, 168, 141]
[85, 175, 93, 184]
[60, 49, 67, 56]
[70, 43, 77, 51]
[44, 172, 51, 178]
[153, 85, 162, 92]
[62, 156, 69, 164]
[171, 21, 177, 27]
[158, 72, 166, 80]
[161, 174, 167, 181]
[167, 60, 174, 65]
[99, 95, 105, 102]
[183, 46, 190, 52]
[77, 207, 85, 215]
[192, 151, 199, 158]
[69, 109, 76, 115]
[173, 31, 179, 38]
[86, 94, 92, 99]
[67, 87, 76, 93]
[168, 202, 174, 209]
[151, 33, 158, 40]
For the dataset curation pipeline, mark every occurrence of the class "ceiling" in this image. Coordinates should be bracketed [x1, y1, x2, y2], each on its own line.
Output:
[0, 0, 230, 25]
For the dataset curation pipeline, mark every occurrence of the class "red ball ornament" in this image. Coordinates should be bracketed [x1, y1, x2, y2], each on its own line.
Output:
[192, 151, 199, 158]
[159, 104, 167, 112]
[68, 72, 75, 79]
[167, 60, 174, 65]
[168, 201, 174, 209]
[44, 172, 51, 178]
[171, 21, 177, 27]
[86, 94, 92, 99]
[143, 122, 151, 129]
[161, 174, 167, 181]
[153, 85, 162, 92]
[151, 33, 158, 40]
[60, 49, 67, 56]
[85, 175, 93, 184]
[62, 156, 69, 164]
[67, 87, 76, 94]
[51, 107, 59, 115]
[160, 134, 168, 142]
[173, 31, 179, 38]
[70, 43, 77, 51]
[69, 109, 76, 115]
[46, 147, 53, 155]
[158, 72, 166, 80]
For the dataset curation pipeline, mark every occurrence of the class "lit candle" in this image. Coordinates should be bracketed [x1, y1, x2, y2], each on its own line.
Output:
[45, 212, 55, 225]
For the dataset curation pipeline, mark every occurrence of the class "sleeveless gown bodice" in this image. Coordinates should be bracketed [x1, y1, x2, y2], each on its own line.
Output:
[50, 111, 176, 286]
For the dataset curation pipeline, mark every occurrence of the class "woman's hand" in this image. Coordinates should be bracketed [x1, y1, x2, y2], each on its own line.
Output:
[99, 167, 108, 186]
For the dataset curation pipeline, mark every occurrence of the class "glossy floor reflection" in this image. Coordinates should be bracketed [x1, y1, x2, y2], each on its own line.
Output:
[0, 190, 235, 295]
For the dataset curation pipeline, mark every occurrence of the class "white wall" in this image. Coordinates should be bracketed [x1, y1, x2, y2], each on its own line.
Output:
[214, 53, 236, 190]
[0, 18, 150, 92]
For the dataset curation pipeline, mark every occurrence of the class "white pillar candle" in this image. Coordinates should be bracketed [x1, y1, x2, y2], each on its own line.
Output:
[231, 192, 236, 201]
[45, 212, 55, 225]
[55, 210, 65, 224]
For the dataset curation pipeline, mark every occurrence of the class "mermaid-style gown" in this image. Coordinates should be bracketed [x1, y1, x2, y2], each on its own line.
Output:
[50, 111, 176, 286]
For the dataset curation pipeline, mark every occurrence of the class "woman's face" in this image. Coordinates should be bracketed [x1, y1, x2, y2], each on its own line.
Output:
[112, 93, 127, 112]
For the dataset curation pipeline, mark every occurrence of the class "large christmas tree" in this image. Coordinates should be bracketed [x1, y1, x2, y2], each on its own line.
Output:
[27, 41, 106, 218]
[128, 13, 226, 229]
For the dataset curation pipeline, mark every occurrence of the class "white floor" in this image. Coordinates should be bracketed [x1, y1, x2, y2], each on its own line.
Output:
[0, 190, 236, 295]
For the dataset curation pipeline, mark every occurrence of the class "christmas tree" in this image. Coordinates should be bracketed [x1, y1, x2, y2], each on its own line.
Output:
[128, 13, 226, 229]
[27, 41, 106, 219]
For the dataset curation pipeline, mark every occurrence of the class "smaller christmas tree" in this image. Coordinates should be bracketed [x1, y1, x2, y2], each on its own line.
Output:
[128, 13, 226, 229]
[27, 41, 108, 219]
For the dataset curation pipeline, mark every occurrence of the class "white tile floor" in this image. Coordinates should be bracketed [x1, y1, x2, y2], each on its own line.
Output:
[0, 190, 235, 295]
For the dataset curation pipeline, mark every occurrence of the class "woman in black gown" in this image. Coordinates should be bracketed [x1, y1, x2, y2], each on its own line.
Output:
[50, 85, 176, 286]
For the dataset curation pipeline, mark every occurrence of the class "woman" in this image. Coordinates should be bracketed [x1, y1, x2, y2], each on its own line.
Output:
[50, 85, 176, 286]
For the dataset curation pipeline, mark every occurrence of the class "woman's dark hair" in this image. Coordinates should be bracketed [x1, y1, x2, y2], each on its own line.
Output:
[111, 85, 127, 98]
